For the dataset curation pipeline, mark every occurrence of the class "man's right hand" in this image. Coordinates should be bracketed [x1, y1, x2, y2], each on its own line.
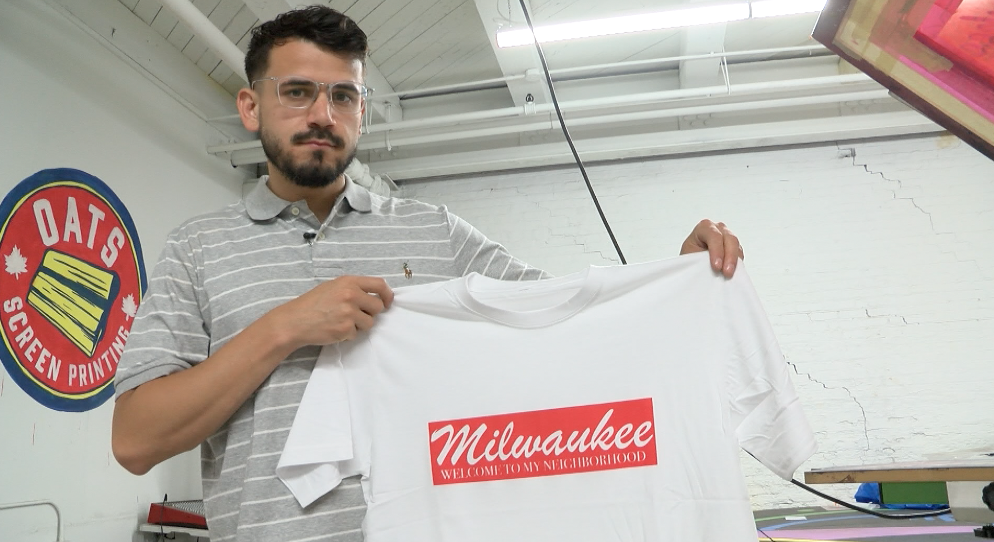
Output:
[268, 275, 395, 348]
[112, 275, 393, 475]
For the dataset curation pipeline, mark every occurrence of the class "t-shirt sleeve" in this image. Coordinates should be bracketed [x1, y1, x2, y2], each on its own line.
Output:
[721, 267, 816, 480]
[114, 229, 210, 397]
[443, 207, 549, 281]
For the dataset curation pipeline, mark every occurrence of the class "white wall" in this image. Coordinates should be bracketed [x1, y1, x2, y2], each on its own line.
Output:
[399, 133, 994, 510]
[0, 2, 248, 540]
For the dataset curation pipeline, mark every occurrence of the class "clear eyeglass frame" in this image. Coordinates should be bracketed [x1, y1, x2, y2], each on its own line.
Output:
[251, 76, 369, 115]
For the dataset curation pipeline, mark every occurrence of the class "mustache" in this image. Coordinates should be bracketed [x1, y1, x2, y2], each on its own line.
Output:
[291, 129, 345, 147]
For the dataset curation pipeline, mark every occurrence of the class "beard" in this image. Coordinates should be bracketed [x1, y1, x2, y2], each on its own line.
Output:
[260, 125, 357, 188]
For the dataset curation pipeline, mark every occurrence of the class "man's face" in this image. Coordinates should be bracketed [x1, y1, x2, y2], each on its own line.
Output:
[247, 40, 365, 188]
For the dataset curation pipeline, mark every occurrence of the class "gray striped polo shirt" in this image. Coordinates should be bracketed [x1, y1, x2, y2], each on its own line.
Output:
[115, 176, 548, 542]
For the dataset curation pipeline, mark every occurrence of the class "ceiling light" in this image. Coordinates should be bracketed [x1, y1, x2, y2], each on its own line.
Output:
[496, 1, 829, 48]
[496, 4, 751, 48]
[750, 0, 827, 18]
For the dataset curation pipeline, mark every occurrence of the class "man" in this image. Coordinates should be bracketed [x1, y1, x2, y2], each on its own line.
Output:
[112, 6, 743, 542]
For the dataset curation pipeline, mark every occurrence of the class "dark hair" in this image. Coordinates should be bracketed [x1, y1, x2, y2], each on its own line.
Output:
[245, 6, 368, 83]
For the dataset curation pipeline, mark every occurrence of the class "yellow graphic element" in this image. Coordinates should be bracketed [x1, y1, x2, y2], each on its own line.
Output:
[26, 249, 119, 357]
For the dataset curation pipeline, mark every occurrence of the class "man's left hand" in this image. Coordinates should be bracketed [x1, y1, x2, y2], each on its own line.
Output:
[680, 219, 743, 278]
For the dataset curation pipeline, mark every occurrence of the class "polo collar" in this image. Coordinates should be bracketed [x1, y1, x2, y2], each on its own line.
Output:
[340, 174, 372, 213]
[244, 175, 372, 221]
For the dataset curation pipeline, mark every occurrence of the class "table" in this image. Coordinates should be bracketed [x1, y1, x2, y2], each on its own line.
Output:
[138, 523, 210, 540]
[804, 458, 994, 484]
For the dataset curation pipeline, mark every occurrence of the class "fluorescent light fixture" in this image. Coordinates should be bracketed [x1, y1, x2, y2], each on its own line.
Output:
[750, 0, 827, 18]
[496, 1, 829, 48]
[496, 4, 751, 48]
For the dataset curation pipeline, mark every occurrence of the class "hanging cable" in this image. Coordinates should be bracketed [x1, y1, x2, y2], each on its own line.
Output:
[760, 478, 952, 540]
[516, 0, 627, 265]
[788, 478, 950, 519]
[743, 451, 951, 520]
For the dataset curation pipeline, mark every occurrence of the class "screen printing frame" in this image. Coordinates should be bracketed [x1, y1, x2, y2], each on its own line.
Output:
[813, 0, 994, 161]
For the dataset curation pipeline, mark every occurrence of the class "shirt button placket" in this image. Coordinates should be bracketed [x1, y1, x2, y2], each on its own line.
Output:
[315, 215, 343, 279]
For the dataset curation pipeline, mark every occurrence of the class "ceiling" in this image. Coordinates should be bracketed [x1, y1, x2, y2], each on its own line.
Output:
[47, 0, 944, 180]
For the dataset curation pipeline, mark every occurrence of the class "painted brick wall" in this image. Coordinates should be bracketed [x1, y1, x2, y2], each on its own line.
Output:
[398, 134, 994, 510]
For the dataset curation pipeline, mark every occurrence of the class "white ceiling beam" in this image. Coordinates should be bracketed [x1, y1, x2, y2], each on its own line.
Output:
[216, 85, 912, 167]
[366, 111, 943, 180]
[364, 63, 402, 123]
[678, 25, 728, 90]
[472, 0, 551, 108]
[677, 10, 728, 131]
[240, 0, 401, 123]
[209, 73, 886, 162]
[45, 0, 247, 140]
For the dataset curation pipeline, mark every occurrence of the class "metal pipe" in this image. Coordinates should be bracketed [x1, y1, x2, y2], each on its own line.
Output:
[369, 111, 942, 181]
[40, 0, 212, 122]
[546, 44, 828, 77]
[169, 0, 829, 122]
[207, 44, 832, 122]
[356, 89, 891, 151]
[376, 75, 528, 100]
[217, 87, 893, 162]
[0, 501, 63, 541]
[359, 73, 874, 134]
[371, 44, 828, 101]
[158, 0, 247, 81]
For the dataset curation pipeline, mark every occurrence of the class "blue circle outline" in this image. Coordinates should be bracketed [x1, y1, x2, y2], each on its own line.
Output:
[0, 168, 146, 412]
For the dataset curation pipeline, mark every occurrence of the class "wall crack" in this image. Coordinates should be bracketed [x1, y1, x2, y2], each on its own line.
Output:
[864, 309, 910, 325]
[840, 145, 936, 232]
[786, 359, 871, 451]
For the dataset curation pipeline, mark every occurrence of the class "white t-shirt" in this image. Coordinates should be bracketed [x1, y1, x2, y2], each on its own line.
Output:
[280, 253, 816, 542]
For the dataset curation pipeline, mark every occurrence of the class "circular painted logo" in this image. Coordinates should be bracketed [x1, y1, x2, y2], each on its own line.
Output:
[0, 169, 145, 412]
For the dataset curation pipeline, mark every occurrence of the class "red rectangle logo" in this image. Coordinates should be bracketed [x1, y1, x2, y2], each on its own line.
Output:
[428, 398, 657, 485]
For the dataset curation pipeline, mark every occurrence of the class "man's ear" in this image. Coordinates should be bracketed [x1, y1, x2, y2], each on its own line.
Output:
[237, 87, 261, 132]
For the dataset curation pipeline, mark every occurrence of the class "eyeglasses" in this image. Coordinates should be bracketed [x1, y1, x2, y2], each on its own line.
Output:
[251, 76, 368, 115]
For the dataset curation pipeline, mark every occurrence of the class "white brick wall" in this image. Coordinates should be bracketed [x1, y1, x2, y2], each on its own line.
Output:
[399, 134, 994, 510]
